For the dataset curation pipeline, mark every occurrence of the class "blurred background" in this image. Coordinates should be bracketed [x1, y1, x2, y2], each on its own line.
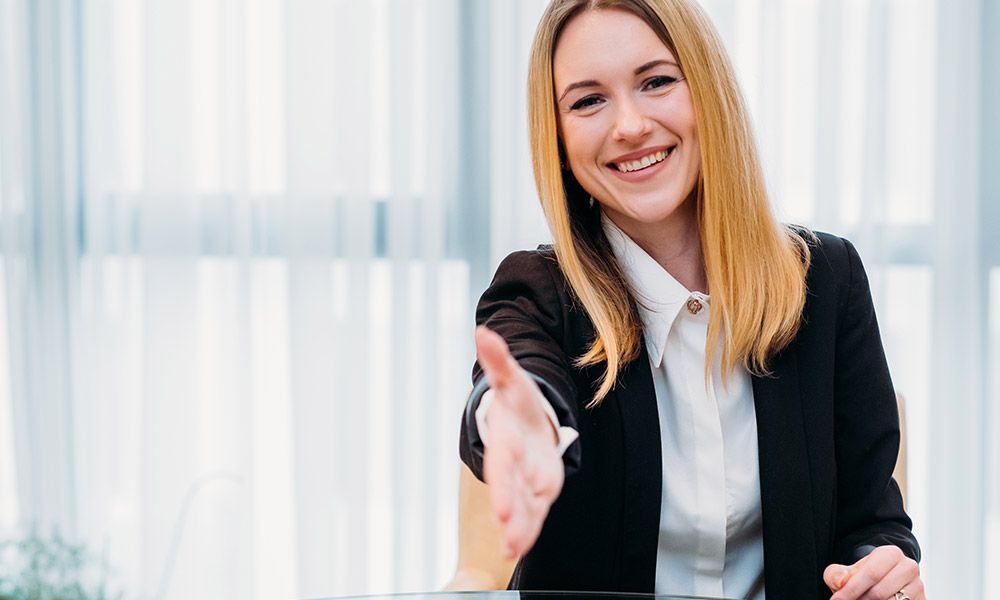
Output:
[0, 0, 996, 598]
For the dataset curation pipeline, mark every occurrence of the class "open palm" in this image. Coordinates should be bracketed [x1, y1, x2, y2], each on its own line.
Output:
[476, 326, 565, 559]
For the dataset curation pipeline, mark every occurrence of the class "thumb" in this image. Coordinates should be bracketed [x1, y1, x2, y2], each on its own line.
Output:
[823, 563, 850, 592]
[476, 327, 547, 429]
[476, 326, 518, 391]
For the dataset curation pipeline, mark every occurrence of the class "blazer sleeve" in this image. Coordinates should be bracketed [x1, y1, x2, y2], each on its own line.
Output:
[831, 237, 921, 564]
[459, 249, 582, 482]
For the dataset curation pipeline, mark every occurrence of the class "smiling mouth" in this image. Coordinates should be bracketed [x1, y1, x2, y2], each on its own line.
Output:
[610, 147, 675, 173]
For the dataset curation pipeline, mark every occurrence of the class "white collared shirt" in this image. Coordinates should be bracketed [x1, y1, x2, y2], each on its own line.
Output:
[603, 215, 765, 600]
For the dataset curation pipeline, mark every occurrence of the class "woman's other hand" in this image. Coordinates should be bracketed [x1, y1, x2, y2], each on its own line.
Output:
[824, 545, 925, 600]
[475, 326, 565, 560]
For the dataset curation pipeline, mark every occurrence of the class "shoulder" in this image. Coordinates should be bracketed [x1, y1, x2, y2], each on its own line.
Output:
[488, 245, 567, 296]
[788, 227, 873, 327]
[494, 245, 559, 274]
[788, 226, 861, 287]
[478, 245, 570, 322]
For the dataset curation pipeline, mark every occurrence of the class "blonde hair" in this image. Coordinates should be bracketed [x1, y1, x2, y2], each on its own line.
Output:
[528, 0, 811, 406]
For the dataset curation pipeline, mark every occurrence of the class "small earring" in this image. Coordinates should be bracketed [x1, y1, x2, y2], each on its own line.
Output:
[589, 196, 595, 209]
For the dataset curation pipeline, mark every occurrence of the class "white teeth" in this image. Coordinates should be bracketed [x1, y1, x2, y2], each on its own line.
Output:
[616, 149, 669, 173]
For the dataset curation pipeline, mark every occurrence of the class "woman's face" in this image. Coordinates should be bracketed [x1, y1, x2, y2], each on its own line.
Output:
[553, 8, 700, 233]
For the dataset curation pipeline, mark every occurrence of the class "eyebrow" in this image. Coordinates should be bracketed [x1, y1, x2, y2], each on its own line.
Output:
[557, 59, 680, 103]
[634, 59, 677, 75]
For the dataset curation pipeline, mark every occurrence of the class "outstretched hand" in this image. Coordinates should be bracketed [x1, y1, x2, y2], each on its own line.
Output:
[476, 326, 565, 560]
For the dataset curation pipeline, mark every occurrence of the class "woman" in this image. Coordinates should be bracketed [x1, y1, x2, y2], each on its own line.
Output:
[458, 1, 923, 598]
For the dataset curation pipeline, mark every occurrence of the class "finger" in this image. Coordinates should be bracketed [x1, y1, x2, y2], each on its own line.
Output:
[832, 547, 900, 600]
[825, 553, 870, 592]
[860, 559, 920, 600]
[484, 410, 536, 551]
[889, 577, 924, 600]
[491, 405, 528, 464]
[476, 327, 547, 422]
[483, 424, 521, 522]
[513, 454, 563, 550]
[503, 504, 531, 558]
[538, 456, 565, 500]
[500, 468, 532, 558]
[504, 482, 547, 559]
[484, 449, 514, 522]
[496, 449, 559, 560]
[824, 563, 851, 592]
[475, 326, 518, 391]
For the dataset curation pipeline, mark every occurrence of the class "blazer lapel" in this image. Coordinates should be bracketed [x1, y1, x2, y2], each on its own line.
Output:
[614, 342, 662, 593]
[751, 343, 819, 598]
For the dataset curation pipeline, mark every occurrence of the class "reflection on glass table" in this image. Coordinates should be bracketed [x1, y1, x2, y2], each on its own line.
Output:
[314, 592, 735, 600]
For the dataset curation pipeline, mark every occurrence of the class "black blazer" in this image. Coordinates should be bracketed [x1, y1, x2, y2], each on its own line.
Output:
[459, 231, 919, 600]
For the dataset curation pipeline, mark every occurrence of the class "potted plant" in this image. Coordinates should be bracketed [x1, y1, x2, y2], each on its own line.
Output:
[0, 528, 122, 600]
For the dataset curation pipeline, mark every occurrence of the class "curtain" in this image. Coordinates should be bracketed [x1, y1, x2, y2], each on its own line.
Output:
[1, 0, 497, 596]
[0, 0, 995, 598]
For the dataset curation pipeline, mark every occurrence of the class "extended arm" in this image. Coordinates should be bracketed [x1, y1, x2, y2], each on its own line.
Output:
[458, 250, 583, 559]
[460, 250, 582, 480]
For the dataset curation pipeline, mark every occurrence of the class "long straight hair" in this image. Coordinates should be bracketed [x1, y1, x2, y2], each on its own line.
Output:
[527, 0, 811, 406]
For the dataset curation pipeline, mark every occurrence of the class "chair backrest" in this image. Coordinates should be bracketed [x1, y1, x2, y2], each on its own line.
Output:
[893, 392, 908, 507]
[441, 465, 517, 591]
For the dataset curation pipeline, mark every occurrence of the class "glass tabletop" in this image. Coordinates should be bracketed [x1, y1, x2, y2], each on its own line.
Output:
[312, 592, 735, 600]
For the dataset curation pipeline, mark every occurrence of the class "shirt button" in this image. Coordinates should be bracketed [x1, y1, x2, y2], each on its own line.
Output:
[686, 298, 703, 315]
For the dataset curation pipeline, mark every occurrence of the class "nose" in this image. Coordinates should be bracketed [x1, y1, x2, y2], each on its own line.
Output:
[612, 97, 651, 142]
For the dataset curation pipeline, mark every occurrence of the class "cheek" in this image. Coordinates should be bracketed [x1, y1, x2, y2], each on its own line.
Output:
[672, 96, 700, 175]
[688, 135, 702, 172]
[561, 118, 607, 165]
[684, 116, 700, 151]
[669, 86, 699, 137]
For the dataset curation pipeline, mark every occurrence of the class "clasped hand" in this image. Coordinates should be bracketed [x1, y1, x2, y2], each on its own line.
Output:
[824, 545, 925, 599]
[476, 326, 565, 560]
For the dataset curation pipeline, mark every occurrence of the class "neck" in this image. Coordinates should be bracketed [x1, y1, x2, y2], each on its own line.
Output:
[606, 199, 708, 294]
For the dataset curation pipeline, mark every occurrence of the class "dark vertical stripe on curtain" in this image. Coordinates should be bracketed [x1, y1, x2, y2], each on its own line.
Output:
[17, 0, 82, 538]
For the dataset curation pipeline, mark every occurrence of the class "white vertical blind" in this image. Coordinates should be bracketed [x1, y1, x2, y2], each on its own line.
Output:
[987, 269, 1000, 581]
[983, 0, 1000, 587]
[488, 0, 551, 265]
[927, 0, 986, 597]
[1, 0, 82, 543]
[0, 261, 16, 532]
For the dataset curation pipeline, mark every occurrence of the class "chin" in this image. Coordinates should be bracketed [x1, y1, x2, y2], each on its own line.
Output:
[621, 198, 688, 220]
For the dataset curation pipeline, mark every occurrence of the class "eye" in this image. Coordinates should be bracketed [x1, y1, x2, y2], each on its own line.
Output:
[570, 95, 604, 111]
[642, 75, 679, 90]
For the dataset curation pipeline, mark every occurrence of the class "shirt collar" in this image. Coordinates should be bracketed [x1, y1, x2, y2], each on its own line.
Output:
[601, 213, 707, 368]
